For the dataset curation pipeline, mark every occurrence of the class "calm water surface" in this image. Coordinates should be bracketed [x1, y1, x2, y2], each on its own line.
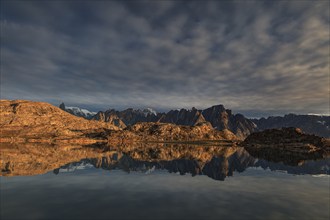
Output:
[0, 144, 329, 220]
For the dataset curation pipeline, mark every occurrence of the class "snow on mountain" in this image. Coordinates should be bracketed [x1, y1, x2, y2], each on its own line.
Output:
[307, 113, 330, 116]
[66, 106, 97, 118]
[142, 108, 157, 116]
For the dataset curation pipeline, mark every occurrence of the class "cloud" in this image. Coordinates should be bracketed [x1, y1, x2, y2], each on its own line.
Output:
[1, 1, 329, 116]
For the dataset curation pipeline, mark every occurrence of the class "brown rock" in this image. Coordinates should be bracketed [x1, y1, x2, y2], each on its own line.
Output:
[241, 127, 330, 160]
[107, 122, 239, 143]
[0, 100, 120, 143]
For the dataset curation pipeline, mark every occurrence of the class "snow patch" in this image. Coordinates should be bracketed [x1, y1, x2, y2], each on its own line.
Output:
[66, 106, 97, 117]
[312, 174, 329, 178]
[142, 108, 157, 116]
[307, 113, 330, 116]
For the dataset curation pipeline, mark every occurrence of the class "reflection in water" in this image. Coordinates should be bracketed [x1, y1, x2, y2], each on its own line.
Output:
[1, 143, 329, 220]
[54, 151, 329, 181]
[1, 142, 329, 180]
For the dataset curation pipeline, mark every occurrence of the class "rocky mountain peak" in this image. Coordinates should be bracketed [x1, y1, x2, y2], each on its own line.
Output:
[58, 103, 96, 119]
[202, 105, 257, 140]
[158, 108, 207, 126]
[59, 102, 65, 110]
[208, 104, 226, 113]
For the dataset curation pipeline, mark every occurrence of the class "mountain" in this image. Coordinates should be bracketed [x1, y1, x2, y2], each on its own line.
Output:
[59, 102, 96, 119]
[58, 102, 328, 139]
[202, 105, 257, 139]
[155, 105, 257, 139]
[92, 108, 159, 126]
[157, 107, 206, 126]
[1, 100, 242, 143]
[251, 114, 330, 138]
[1, 100, 120, 143]
[86, 104, 257, 139]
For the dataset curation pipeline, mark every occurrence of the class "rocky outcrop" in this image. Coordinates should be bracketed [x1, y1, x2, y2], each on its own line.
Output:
[93, 110, 126, 128]
[202, 105, 257, 139]
[242, 127, 328, 148]
[0, 100, 120, 143]
[251, 114, 330, 138]
[106, 122, 239, 143]
[242, 127, 330, 162]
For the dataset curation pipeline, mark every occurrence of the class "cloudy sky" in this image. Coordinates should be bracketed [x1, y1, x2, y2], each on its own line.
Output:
[1, 0, 329, 117]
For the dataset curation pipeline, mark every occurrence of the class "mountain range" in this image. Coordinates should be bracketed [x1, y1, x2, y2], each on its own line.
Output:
[60, 103, 330, 138]
[251, 114, 330, 138]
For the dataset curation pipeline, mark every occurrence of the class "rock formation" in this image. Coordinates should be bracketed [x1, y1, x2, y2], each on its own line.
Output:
[93, 110, 127, 128]
[0, 100, 240, 144]
[0, 100, 120, 144]
[92, 108, 159, 126]
[241, 127, 330, 163]
[60, 102, 329, 139]
[106, 122, 239, 143]
[157, 107, 207, 126]
[202, 105, 257, 139]
[92, 104, 257, 139]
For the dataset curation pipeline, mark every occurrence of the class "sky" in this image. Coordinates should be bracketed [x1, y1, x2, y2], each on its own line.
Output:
[1, 0, 329, 117]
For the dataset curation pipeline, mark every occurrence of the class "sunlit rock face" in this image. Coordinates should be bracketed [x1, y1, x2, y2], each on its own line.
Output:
[92, 110, 127, 129]
[0, 100, 120, 143]
[109, 122, 239, 142]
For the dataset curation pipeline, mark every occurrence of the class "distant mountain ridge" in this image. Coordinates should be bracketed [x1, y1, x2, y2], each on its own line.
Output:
[251, 114, 330, 138]
[92, 108, 159, 129]
[59, 103, 257, 139]
[95, 105, 257, 139]
[58, 103, 330, 138]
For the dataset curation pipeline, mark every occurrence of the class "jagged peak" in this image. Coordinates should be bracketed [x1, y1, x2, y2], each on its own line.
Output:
[59, 102, 65, 110]
[205, 104, 226, 112]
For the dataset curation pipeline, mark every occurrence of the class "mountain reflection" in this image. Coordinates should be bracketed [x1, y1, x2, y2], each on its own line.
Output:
[1, 142, 329, 180]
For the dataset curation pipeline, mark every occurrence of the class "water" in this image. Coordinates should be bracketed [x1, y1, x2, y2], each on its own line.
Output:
[0, 143, 329, 220]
